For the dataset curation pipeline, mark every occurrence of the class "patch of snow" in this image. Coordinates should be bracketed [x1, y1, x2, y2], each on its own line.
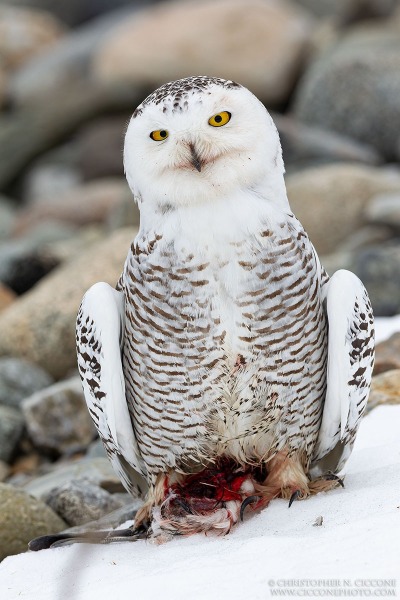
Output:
[375, 315, 400, 344]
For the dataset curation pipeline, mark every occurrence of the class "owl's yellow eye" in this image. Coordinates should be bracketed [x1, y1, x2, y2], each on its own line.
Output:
[208, 111, 231, 127]
[150, 129, 169, 141]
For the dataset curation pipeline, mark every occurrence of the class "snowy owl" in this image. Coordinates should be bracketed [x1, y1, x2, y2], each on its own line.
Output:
[38, 76, 375, 547]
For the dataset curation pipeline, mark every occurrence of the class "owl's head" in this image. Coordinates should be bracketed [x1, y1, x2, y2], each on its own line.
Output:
[124, 76, 285, 209]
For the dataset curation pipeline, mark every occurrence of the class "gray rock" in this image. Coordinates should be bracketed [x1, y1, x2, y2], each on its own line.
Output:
[350, 242, 400, 316]
[1, 251, 60, 295]
[365, 193, 400, 229]
[23, 163, 82, 206]
[44, 478, 124, 526]
[0, 482, 66, 560]
[15, 178, 134, 231]
[286, 163, 400, 255]
[374, 333, 400, 375]
[0, 0, 151, 28]
[21, 376, 96, 454]
[0, 282, 15, 313]
[0, 357, 53, 409]
[0, 405, 24, 462]
[86, 438, 108, 460]
[0, 80, 141, 191]
[294, 25, 400, 160]
[21, 141, 82, 203]
[368, 369, 400, 412]
[0, 221, 76, 293]
[339, 224, 395, 253]
[20, 456, 146, 499]
[273, 112, 381, 171]
[0, 5, 65, 71]
[0, 460, 10, 481]
[0, 196, 17, 240]
[6, 5, 146, 107]
[107, 194, 140, 231]
[63, 498, 143, 535]
[294, 0, 398, 22]
[93, 0, 315, 108]
[77, 116, 127, 180]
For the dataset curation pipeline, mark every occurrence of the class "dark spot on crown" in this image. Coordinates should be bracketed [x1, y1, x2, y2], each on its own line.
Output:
[132, 76, 242, 117]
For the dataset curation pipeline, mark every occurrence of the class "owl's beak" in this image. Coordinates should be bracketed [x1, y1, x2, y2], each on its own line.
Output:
[189, 143, 202, 172]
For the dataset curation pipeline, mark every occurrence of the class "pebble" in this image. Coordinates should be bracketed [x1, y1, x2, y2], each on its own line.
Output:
[0, 460, 10, 481]
[0, 6, 65, 71]
[77, 116, 128, 180]
[7, 0, 149, 28]
[21, 376, 96, 454]
[15, 178, 134, 231]
[0, 65, 6, 109]
[0, 221, 76, 293]
[0, 196, 17, 240]
[295, 0, 398, 22]
[93, 0, 315, 106]
[22, 161, 82, 207]
[0, 283, 16, 313]
[7, 5, 143, 107]
[44, 478, 124, 526]
[0, 482, 66, 560]
[21, 456, 143, 499]
[374, 333, 400, 375]
[0, 357, 53, 409]
[368, 369, 400, 411]
[0, 405, 25, 463]
[349, 242, 400, 316]
[365, 193, 400, 230]
[86, 438, 108, 460]
[274, 112, 381, 171]
[0, 228, 137, 379]
[0, 78, 141, 190]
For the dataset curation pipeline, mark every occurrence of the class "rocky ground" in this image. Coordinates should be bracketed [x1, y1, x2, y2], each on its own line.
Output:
[0, 0, 400, 562]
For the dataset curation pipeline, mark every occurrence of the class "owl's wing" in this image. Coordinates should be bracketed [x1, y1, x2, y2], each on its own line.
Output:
[312, 269, 374, 474]
[76, 282, 147, 496]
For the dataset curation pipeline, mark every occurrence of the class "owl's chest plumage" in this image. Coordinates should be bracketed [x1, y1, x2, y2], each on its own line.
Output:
[121, 211, 327, 478]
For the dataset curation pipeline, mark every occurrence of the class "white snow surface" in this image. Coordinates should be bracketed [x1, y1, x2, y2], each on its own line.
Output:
[1, 318, 400, 600]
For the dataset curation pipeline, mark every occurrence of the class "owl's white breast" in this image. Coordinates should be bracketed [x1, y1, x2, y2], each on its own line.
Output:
[139, 189, 287, 362]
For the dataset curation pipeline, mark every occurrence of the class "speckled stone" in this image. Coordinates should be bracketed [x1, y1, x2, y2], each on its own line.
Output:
[45, 479, 124, 526]
[0, 483, 66, 560]
[21, 377, 96, 453]
[21, 457, 135, 499]
[294, 25, 400, 159]
[349, 242, 400, 316]
[368, 369, 400, 412]
[374, 333, 400, 375]
[0, 405, 24, 463]
[0, 357, 53, 409]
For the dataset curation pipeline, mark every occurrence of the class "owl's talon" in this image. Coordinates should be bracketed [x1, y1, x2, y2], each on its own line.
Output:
[325, 472, 344, 488]
[240, 495, 260, 521]
[288, 490, 301, 508]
